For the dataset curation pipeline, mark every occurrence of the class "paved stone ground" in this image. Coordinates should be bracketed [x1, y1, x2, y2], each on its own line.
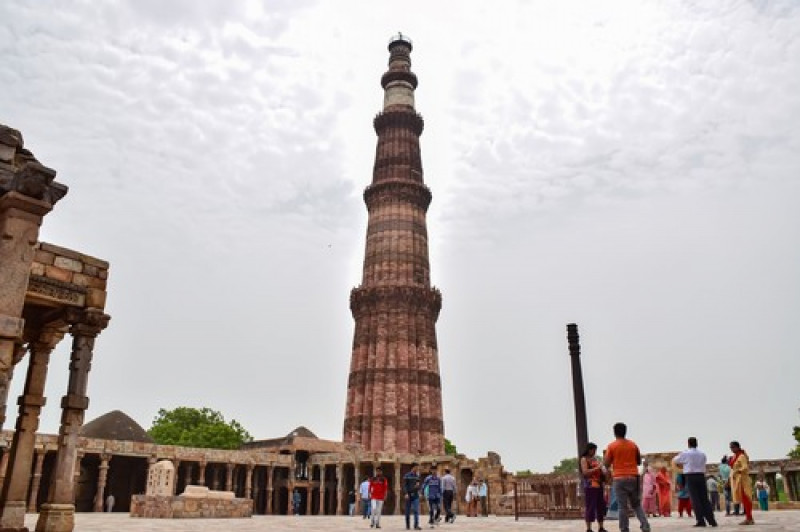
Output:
[22, 510, 800, 531]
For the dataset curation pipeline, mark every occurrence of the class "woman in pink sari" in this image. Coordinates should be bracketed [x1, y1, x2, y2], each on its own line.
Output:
[642, 465, 658, 516]
[655, 467, 672, 517]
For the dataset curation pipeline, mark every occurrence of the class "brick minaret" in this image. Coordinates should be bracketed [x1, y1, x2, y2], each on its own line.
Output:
[344, 34, 444, 455]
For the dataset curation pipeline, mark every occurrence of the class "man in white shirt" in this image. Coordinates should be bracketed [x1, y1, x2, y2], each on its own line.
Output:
[672, 437, 717, 527]
[359, 476, 371, 519]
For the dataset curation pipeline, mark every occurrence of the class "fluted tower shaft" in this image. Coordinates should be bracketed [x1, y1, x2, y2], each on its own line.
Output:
[344, 35, 444, 455]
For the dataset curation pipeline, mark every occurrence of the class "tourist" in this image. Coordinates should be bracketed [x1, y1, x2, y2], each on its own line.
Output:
[729, 441, 754, 525]
[360, 476, 371, 519]
[754, 474, 769, 511]
[478, 479, 488, 516]
[719, 456, 732, 515]
[292, 488, 301, 516]
[465, 480, 479, 517]
[403, 463, 422, 530]
[579, 442, 608, 532]
[369, 466, 389, 529]
[441, 467, 457, 523]
[707, 475, 720, 512]
[422, 467, 442, 526]
[676, 469, 693, 518]
[655, 466, 672, 517]
[105, 493, 115, 512]
[604, 422, 650, 532]
[641, 465, 658, 517]
[348, 487, 356, 516]
[671, 437, 717, 527]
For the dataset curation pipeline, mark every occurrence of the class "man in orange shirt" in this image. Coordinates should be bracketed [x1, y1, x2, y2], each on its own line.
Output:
[604, 422, 651, 532]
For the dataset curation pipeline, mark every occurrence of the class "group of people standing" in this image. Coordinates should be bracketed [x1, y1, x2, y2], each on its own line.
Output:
[581, 423, 758, 532]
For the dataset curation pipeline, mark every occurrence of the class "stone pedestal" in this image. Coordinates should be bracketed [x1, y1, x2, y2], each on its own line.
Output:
[0, 499, 26, 531]
[34, 503, 73, 532]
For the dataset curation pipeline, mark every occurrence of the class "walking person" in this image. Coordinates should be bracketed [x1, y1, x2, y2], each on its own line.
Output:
[719, 456, 732, 515]
[403, 463, 422, 530]
[369, 466, 389, 529]
[348, 487, 356, 516]
[105, 493, 115, 512]
[580, 442, 608, 532]
[422, 467, 442, 527]
[360, 476, 372, 519]
[754, 475, 769, 511]
[603, 422, 651, 532]
[671, 437, 718, 527]
[729, 441, 754, 525]
[441, 468, 457, 523]
[478, 479, 488, 516]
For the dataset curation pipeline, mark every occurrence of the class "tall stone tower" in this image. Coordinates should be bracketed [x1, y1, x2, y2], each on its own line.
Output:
[343, 34, 444, 455]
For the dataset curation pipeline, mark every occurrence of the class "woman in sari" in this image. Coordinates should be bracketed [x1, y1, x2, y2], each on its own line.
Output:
[641, 465, 658, 517]
[655, 466, 672, 517]
[729, 441, 754, 525]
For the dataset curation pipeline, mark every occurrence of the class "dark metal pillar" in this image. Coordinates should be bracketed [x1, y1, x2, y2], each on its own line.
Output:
[567, 324, 588, 459]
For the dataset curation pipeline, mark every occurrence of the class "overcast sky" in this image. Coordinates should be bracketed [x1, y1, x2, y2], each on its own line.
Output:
[2, 0, 799, 473]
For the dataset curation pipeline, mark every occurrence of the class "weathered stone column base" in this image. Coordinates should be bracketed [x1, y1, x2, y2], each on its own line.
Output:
[0, 499, 28, 531]
[34, 504, 74, 532]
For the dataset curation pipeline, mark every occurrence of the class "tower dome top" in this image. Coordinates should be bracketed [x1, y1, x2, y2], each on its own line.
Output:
[388, 32, 413, 51]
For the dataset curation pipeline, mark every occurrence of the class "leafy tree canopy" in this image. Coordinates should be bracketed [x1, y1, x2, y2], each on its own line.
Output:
[789, 426, 800, 459]
[444, 438, 457, 456]
[148, 407, 253, 450]
[553, 457, 579, 474]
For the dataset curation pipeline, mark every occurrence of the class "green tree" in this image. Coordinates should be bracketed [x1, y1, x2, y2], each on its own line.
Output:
[148, 407, 253, 450]
[553, 457, 579, 474]
[444, 438, 458, 456]
[789, 426, 800, 459]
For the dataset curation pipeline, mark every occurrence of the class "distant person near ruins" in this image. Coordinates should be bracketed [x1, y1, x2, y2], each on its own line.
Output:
[403, 463, 422, 530]
[707, 475, 720, 512]
[369, 466, 389, 529]
[348, 487, 356, 516]
[754, 475, 770, 511]
[580, 442, 608, 532]
[655, 466, 672, 517]
[422, 467, 442, 525]
[360, 476, 372, 519]
[603, 422, 651, 532]
[105, 493, 115, 512]
[441, 468, 457, 523]
[676, 469, 693, 518]
[465, 480, 479, 517]
[478, 479, 488, 516]
[672, 437, 718, 527]
[719, 456, 732, 515]
[292, 489, 301, 516]
[729, 441, 754, 525]
[642, 465, 658, 517]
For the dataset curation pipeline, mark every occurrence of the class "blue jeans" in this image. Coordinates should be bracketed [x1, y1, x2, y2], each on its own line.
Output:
[428, 496, 441, 523]
[405, 496, 420, 529]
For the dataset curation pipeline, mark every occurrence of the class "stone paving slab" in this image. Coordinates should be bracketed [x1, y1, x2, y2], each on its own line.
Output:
[22, 511, 800, 532]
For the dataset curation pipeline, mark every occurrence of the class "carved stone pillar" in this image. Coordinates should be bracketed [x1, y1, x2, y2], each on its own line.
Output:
[265, 465, 273, 515]
[225, 463, 234, 492]
[35, 309, 109, 532]
[183, 463, 193, 488]
[26, 448, 46, 513]
[318, 464, 326, 515]
[0, 327, 63, 528]
[92, 453, 111, 512]
[0, 145, 66, 432]
[211, 465, 220, 490]
[71, 453, 83, 505]
[394, 462, 403, 515]
[335, 463, 344, 516]
[0, 445, 9, 493]
[245, 465, 253, 500]
[171, 459, 181, 496]
[197, 460, 206, 487]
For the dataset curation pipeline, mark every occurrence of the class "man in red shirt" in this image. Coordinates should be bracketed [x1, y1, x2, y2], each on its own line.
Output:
[604, 422, 651, 532]
[369, 466, 389, 529]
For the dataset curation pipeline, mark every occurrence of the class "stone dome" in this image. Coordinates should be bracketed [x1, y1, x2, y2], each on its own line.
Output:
[80, 410, 154, 443]
[287, 426, 317, 439]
